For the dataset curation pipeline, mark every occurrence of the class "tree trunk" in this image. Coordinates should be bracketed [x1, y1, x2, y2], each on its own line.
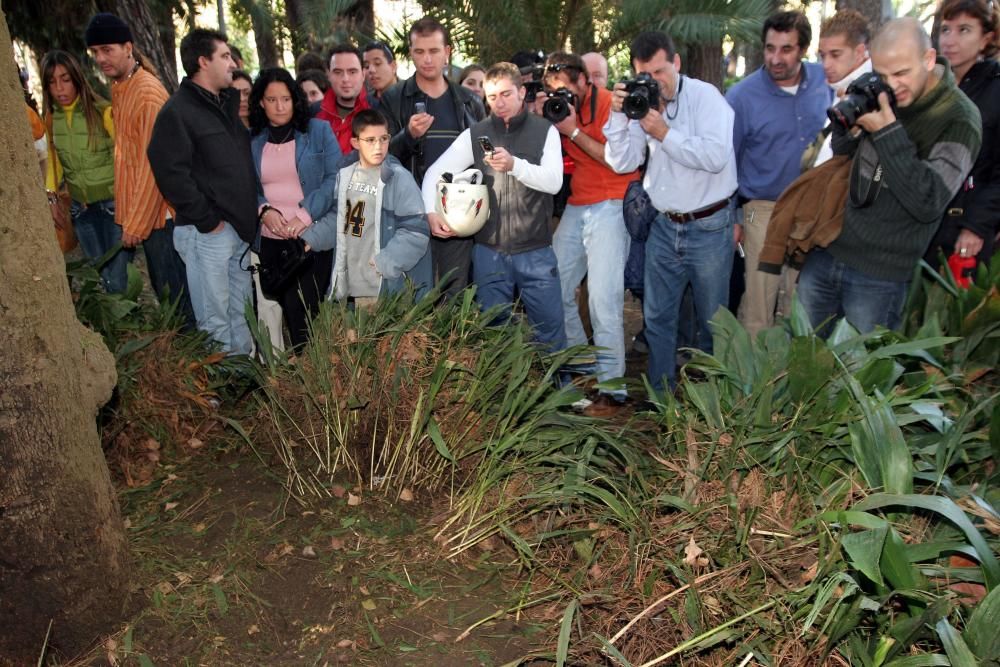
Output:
[241, 0, 280, 69]
[685, 41, 725, 92]
[116, 0, 178, 91]
[836, 0, 893, 31]
[0, 12, 129, 665]
[284, 0, 311, 58]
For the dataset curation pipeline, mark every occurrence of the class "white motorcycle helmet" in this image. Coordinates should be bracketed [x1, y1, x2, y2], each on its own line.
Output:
[434, 169, 490, 237]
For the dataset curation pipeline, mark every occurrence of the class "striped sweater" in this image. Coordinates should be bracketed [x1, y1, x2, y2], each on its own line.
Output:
[829, 59, 982, 282]
[111, 67, 172, 239]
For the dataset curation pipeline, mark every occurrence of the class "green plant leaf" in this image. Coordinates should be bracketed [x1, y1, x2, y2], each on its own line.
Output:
[854, 494, 1000, 589]
[556, 599, 578, 666]
[841, 527, 888, 586]
[884, 655, 950, 666]
[427, 417, 455, 463]
[787, 336, 835, 403]
[935, 618, 977, 667]
[964, 584, 1000, 661]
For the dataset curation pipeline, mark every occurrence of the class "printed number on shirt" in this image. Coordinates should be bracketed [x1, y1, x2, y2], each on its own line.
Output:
[345, 199, 366, 237]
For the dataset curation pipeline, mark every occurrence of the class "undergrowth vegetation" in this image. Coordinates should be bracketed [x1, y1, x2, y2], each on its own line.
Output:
[75, 249, 1000, 665]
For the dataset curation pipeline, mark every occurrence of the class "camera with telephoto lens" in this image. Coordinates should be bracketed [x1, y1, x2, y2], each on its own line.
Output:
[543, 87, 576, 123]
[621, 73, 661, 120]
[827, 72, 897, 129]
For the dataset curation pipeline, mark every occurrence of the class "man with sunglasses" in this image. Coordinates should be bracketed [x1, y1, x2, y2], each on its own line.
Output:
[542, 52, 641, 417]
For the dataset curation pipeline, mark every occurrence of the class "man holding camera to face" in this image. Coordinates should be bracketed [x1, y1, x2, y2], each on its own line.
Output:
[542, 52, 640, 417]
[797, 17, 981, 334]
[603, 31, 738, 393]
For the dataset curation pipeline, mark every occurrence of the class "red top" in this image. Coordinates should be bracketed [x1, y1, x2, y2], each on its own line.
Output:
[563, 86, 639, 206]
[316, 88, 372, 155]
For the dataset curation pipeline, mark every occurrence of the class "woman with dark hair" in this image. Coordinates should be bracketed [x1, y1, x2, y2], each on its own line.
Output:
[249, 67, 343, 348]
[296, 69, 329, 105]
[458, 63, 486, 103]
[929, 0, 1000, 265]
[41, 49, 130, 292]
[232, 70, 253, 128]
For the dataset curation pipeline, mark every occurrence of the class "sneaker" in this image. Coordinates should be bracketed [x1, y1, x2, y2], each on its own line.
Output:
[583, 393, 626, 418]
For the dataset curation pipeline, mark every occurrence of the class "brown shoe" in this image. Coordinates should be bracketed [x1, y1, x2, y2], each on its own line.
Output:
[583, 393, 625, 418]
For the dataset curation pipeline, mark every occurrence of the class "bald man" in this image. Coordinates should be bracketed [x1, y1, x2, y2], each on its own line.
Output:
[797, 17, 981, 334]
[582, 52, 608, 89]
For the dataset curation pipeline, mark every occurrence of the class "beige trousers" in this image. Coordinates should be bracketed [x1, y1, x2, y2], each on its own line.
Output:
[738, 200, 798, 338]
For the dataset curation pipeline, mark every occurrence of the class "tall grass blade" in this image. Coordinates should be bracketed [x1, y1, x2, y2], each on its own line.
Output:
[934, 618, 977, 667]
[556, 599, 578, 666]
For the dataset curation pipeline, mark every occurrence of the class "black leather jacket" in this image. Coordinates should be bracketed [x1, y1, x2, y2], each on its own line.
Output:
[380, 75, 485, 185]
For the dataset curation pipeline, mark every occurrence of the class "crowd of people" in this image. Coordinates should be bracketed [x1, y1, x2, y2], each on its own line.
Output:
[23, 1, 999, 415]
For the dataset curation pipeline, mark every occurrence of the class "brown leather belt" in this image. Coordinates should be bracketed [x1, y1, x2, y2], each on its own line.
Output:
[666, 198, 729, 223]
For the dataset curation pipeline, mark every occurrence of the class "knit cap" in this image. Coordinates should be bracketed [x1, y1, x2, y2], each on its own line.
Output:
[85, 13, 133, 47]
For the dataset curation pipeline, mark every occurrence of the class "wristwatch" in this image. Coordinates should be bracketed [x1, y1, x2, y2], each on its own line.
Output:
[569, 128, 581, 142]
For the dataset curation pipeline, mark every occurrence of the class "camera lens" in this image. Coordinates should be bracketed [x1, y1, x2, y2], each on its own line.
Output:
[543, 98, 570, 123]
[623, 90, 650, 121]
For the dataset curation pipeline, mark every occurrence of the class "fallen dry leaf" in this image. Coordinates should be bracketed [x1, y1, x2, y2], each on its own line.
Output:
[302, 545, 317, 558]
[683, 536, 710, 568]
[336, 639, 355, 649]
[247, 624, 260, 636]
[361, 598, 377, 611]
[331, 484, 346, 498]
[399, 488, 414, 502]
[164, 502, 179, 511]
[330, 537, 346, 550]
[187, 437, 204, 449]
[347, 492, 362, 506]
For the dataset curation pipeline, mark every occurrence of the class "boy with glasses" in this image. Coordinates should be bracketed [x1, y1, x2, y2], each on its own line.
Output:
[302, 110, 432, 302]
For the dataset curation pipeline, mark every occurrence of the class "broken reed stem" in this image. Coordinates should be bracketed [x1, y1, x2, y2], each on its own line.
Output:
[637, 600, 777, 667]
[608, 564, 746, 646]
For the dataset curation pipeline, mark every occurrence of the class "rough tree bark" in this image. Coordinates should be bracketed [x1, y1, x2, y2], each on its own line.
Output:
[116, 0, 178, 92]
[686, 41, 725, 92]
[837, 0, 893, 31]
[0, 11, 129, 666]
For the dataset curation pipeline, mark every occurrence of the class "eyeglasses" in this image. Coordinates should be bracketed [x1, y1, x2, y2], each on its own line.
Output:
[358, 135, 391, 146]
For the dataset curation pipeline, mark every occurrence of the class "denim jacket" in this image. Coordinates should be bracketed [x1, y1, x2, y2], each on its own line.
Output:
[250, 118, 343, 222]
[300, 153, 432, 298]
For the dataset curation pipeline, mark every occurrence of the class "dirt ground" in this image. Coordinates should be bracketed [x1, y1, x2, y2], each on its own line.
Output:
[86, 441, 549, 667]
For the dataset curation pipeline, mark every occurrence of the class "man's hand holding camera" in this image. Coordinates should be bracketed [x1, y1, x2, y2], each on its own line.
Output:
[854, 91, 897, 133]
[611, 81, 668, 141]
[552, 103, 578, 137]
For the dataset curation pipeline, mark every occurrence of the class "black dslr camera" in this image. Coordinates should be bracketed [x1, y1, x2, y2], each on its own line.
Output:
[621, 73, 661, 120]
[543, 88, 576, 123]
[827, 72, 897, 129]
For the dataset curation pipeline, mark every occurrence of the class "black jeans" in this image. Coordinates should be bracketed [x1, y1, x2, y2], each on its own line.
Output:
[258, 238, 333, 349]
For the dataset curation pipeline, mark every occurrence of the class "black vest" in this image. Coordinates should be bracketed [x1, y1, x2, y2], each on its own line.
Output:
[471, 111, 554, 254]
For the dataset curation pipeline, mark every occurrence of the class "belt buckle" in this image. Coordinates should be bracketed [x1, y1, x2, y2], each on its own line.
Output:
[947, 207, 964, 216]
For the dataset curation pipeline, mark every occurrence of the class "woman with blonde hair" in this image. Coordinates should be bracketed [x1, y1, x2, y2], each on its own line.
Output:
[41, 49, 130, 292]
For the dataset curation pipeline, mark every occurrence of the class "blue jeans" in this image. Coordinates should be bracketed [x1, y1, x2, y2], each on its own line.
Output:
[644, 207, 734, 391]
[143, 219, 196, 331]
[553, 200, 630, 393]
[798, 247, 908, 335]
[173, 222, 253, 355]
[71, 199, 132, 293]
[473, 244, 566, 351]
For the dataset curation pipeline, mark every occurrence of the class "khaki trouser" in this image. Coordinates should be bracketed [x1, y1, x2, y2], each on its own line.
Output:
[738, 200, 798, 338]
